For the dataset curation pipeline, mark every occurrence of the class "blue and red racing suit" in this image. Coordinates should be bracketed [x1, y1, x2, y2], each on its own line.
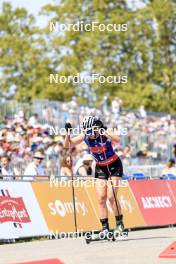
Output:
[84, 134, 123, 178]
[84, 134, 117, 165]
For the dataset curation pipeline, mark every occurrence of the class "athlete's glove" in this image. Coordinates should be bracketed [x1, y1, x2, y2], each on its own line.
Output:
[65, 122, 72, 133]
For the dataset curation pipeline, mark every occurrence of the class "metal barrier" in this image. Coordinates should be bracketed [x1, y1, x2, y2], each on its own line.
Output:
[0, 164, 167, 181]
[124, 164, 165, 179]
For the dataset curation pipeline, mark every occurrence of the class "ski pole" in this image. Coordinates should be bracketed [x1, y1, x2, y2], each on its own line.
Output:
[68, 134, 78, 234]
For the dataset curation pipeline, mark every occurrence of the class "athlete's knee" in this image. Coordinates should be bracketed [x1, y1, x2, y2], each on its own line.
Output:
[98, 195, 107, 207]
[108, 195, 116, 205]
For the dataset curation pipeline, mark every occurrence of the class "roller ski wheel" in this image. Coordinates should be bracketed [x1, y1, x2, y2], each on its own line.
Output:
[85, 229, 115, 244]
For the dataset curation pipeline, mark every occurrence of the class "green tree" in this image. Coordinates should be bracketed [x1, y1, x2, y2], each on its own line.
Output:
[42, 0, 176, 113]
[0, 2, 75, 101]
[0, 1, 175, 113]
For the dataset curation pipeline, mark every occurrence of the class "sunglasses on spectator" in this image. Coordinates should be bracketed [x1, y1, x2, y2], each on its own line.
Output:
[34, 157, 44, 160]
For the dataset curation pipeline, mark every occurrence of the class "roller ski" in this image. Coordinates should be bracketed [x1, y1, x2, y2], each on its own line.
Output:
[85, 228, 115, 244]
[113, 217, 128, 240]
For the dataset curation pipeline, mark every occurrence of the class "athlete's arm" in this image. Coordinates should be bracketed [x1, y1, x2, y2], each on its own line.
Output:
[94, 120, 119, 143]
[64, 122, 84, 148]
[103, 129, 119, 143]
[64, 134, 84, 148]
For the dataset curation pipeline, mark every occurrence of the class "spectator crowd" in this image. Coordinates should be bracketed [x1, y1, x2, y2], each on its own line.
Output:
[0, 97, 175, 180]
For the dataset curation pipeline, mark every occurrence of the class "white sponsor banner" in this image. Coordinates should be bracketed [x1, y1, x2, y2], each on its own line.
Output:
[0, 182, 49, 239]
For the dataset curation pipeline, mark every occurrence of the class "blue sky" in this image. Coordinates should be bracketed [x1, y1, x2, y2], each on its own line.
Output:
[0, 0, 146, 27]
[0, 0, 53, 26]
[0, 0, 51, 14]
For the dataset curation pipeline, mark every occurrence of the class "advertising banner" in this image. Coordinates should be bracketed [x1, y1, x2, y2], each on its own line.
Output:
[85, 181, 146, 229]
[73, 180, 101, 231]
[166, 180, 176, 202]
[32, 181, 75, 233]
[117, 183, 146, 228]
[129, 180, 176, 226]
[32, 180, 113, 233]
[32, 179, 147, 232]
[1, 179, 174, 239]
[0, 182, 48, 239]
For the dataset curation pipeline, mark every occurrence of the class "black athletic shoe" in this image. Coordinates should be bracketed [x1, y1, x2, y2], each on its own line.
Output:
[113, 220, 125, 237]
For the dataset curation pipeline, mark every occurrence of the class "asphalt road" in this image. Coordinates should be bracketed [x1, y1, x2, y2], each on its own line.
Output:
[0, 227, 175, 264]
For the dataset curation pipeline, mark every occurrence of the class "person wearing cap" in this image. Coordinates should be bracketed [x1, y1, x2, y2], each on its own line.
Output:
[64, 116, 124, 239]
[75, 154, 93, 176]
[23, 151, 45, 181]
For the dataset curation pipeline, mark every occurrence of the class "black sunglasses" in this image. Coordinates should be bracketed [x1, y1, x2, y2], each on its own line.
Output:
[34, 157, 44, 160]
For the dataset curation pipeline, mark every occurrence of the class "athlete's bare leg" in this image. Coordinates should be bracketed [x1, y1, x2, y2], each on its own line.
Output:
[95, 179, 108, 219]
[107, 176, 125, 236]
[107, 176, 121, 216]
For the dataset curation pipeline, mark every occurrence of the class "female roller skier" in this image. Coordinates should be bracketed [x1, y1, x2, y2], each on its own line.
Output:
[64, 116, 125, 239]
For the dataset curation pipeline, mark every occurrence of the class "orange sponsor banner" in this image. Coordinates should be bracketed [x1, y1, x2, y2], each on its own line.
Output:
[32, 179, 101, 233]
[86, 181, 146, 229]
[117, 183, 146, 228]
[32, 181, 75, 233]
[73, 180, 101, 231]
[32, 179, 146, 233]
